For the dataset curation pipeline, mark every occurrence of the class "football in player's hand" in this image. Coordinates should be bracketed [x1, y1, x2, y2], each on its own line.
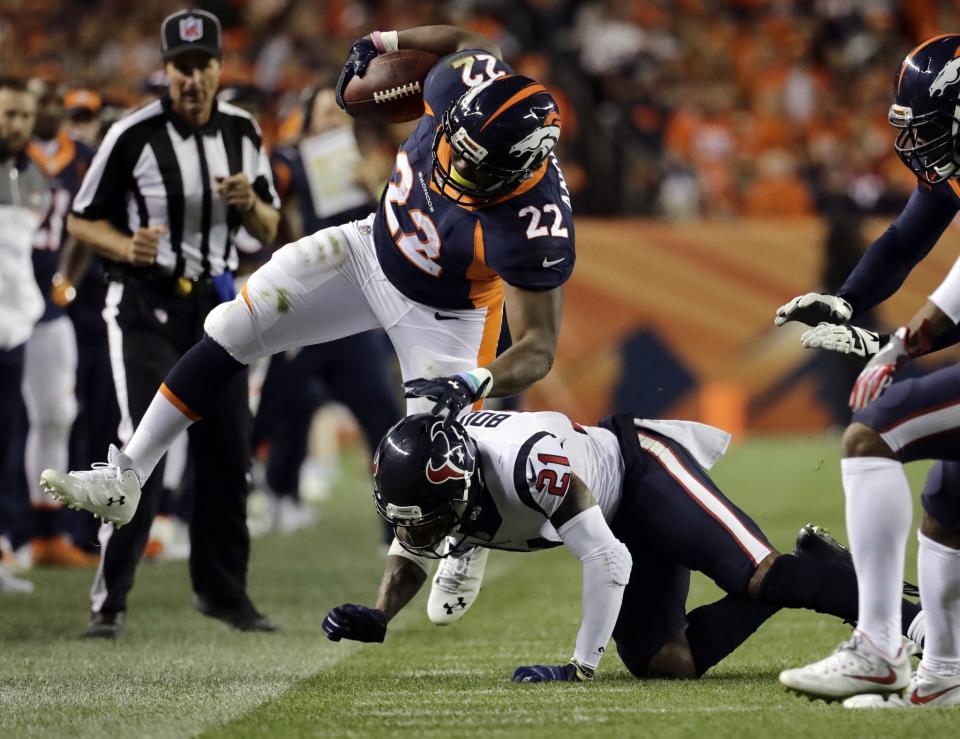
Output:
[341, 49, 439, 123]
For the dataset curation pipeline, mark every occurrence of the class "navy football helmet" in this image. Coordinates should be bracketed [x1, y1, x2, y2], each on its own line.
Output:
[432, 74, 561, 205]
[372, 414, 483, 558]
[890, 34, 960, 183]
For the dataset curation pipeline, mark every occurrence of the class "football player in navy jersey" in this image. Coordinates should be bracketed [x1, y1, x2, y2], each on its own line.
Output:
[41, 26, 574, 609]
[21, 78, 99, 567]
[776, 35, 960, 706]
[321, 410, 923, 683]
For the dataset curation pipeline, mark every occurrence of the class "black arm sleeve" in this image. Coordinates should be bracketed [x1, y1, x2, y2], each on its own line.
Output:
[838, 185, 957, 317]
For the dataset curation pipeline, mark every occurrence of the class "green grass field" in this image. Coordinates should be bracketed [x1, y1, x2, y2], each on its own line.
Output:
[1, 436, 956, 738]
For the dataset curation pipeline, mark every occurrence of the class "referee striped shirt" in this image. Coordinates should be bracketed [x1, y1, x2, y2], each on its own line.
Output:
[72, 95, 279, 279]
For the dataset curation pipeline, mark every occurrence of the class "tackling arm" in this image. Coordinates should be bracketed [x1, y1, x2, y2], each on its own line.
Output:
[322, 545, 428, 644]
[514, 474, 631, 682]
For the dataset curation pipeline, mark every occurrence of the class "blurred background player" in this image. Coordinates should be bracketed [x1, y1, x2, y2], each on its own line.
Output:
[21, 77, 99, 568]
[254, 84, 400, 538]
[59, 9, 281, 638]
[0, 77, 52, 592]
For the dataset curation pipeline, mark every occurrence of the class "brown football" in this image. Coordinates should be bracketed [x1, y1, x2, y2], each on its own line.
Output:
[342, 49, 439, 123]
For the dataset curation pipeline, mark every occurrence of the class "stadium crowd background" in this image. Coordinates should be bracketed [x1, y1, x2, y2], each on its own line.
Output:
[3, 0, 957, 220]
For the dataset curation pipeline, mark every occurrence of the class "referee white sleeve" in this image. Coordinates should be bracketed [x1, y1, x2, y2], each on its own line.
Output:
[557, 506, 632, 672]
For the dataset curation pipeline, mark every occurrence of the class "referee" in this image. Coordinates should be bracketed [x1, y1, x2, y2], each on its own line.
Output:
[67, 9, 280, 638]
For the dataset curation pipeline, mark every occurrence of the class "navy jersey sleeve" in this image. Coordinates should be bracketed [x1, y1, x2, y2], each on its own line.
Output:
[481, 155, 576, 291]
[839, 184, 957, 316]
[422, 49, 514, 120]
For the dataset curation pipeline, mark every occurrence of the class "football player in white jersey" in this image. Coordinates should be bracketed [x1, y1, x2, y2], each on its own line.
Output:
[323, 410, 923, 681]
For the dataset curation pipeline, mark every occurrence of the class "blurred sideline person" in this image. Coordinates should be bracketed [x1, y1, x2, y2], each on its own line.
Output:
[322, 410, 923, 682]
[56, 9, 281, 639]
[42, 25, 574, 622]
[23, 77, 99, 567]
[255, 86, 400, 538]
[0, 78, 52, 593]
[776, 35, 960, 707]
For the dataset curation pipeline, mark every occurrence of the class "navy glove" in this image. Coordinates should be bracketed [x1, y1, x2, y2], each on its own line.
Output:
[512, 662, 591, 683]
[403, 372, 491, 425]
[322, 603, 387, 643]
[335, 37, 380, 111]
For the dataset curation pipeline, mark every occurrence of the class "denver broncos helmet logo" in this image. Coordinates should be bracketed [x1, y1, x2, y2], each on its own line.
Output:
[510, 124, 561, 169]
[929, 57, 960, 97]
[425, 421, 474, 485]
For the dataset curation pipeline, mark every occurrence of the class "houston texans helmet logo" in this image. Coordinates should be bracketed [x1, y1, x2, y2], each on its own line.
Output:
[425, 421, 474, 485]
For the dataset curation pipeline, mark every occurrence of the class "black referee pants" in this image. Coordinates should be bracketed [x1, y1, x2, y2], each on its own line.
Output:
[93, 276, 252, 615]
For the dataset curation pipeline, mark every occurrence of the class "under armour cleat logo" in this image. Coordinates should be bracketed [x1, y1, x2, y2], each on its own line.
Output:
[106, 495, 126, 506]
[443, 597, 467, 615]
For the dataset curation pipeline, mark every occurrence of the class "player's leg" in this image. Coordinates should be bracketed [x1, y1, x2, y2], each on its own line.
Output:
[21, 317, 92, 565]
[42, 223, 382, 520]
[785, 366, 960, 699]
[908, 463, 960, 705]
[621, 425, 919, 682]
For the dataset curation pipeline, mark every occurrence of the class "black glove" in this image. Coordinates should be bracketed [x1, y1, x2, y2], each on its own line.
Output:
[322, 603, 387, 643]
[335, 37, 380, 112]
[512, 661, 591, 683]
[403, 373, 490, 425]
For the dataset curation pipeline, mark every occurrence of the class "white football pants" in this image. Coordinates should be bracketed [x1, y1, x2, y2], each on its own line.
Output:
[204, 215, 504, 413]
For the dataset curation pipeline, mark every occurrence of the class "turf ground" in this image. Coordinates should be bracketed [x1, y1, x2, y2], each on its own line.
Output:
[1, 436, 956, 738]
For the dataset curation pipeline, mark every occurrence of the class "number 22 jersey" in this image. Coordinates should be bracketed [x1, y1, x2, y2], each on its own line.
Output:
[373, 49, 576, 312]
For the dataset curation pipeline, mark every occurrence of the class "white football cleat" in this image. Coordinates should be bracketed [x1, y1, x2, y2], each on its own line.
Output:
[779, 631, 911, 700]
[39, 445, 142, 528]
[844, 665, 960, 709]
[427, 544, 489, 625]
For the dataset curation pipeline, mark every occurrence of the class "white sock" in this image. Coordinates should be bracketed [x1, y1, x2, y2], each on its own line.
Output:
[122, 391, 195, 484]
[918, 530, 960, 677]
[842, 456, 912, 658]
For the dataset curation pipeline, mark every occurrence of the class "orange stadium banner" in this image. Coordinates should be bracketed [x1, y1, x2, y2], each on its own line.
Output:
[524, 217, 960, 435]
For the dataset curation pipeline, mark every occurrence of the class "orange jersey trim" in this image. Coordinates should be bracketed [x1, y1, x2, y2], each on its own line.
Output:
[467, 221, 504, 412]
[429, 134, 549, 211]
[480, 82, 549, 132]
[241, 283, 253, 312]
[27, 131, 77, 178]
[424, 100, 435, 118]
[159, 383, 202, 422]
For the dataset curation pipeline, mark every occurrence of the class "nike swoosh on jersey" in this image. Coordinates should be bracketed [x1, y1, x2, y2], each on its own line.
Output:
[843, 668, 899, 685]
[542, 257, 566, 268]
[910, 684, 960, 704]
[434, 313, 459, 321]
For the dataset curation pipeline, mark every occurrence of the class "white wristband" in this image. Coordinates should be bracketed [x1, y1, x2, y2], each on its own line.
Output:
[373, 30, 399, 53]
[466, 368, 494, 399]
